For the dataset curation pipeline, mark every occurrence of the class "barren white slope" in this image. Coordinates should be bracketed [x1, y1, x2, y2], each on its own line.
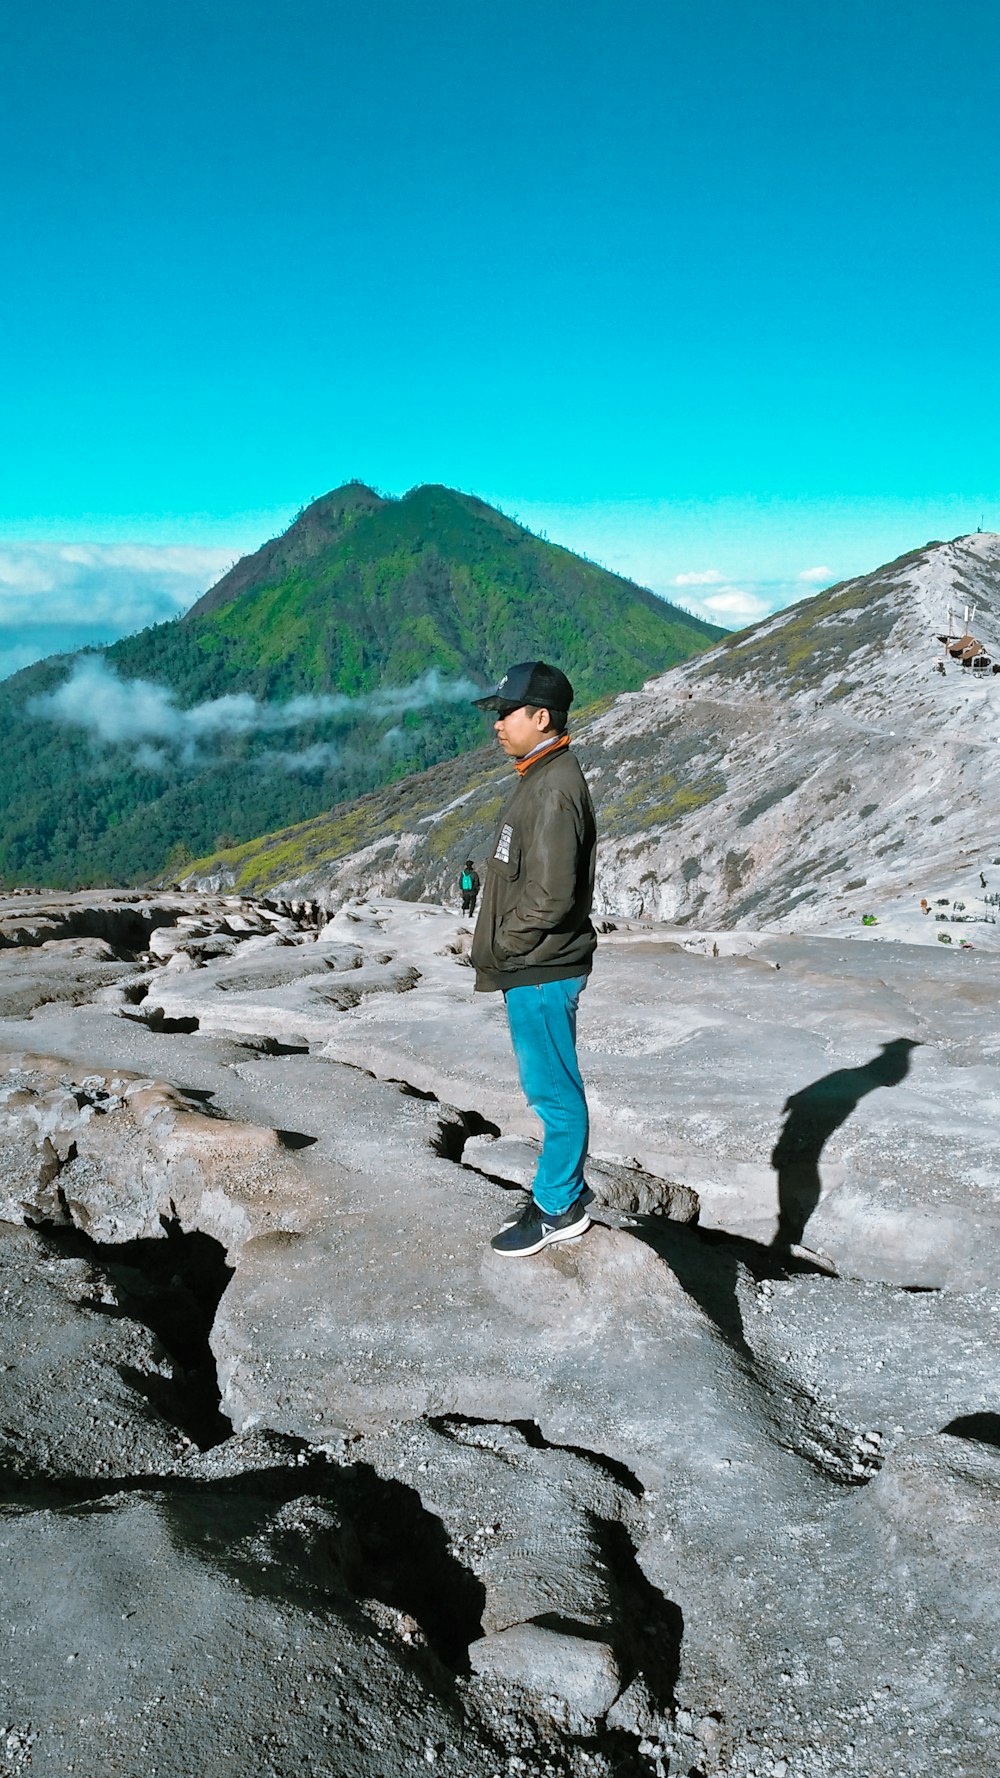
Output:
[587, 532, 1000, 941]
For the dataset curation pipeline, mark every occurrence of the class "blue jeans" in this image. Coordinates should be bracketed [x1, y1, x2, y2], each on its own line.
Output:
[503, 975, 589, 1216]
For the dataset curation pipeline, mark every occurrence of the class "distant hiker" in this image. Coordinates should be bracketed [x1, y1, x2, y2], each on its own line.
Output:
[470, 661, 597, 1258]
[459, 859, 480, 917]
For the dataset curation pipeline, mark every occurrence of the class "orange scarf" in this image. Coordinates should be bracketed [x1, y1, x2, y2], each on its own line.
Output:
[513, 733, 571, 775]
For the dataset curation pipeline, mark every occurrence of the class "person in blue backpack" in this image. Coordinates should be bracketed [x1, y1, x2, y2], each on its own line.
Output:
[459, 859, 480, 917]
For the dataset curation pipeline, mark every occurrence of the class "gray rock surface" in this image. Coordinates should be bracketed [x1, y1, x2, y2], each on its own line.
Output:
[0, 888, 998, 1776]
[469, 1627, 622, 1725]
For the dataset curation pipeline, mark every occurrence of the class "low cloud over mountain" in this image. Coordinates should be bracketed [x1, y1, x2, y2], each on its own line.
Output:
[28, 657, 480, 771]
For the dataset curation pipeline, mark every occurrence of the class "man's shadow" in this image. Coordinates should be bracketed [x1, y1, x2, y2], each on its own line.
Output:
[770, 1037, 920, 1253]
[627, 1037, 921, 1365]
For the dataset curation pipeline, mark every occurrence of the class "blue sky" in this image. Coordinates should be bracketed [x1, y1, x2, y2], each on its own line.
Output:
[1, 0, 997, 668]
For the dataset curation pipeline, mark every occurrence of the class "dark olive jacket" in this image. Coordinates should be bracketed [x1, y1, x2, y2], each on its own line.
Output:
[471, 740, 597, 992]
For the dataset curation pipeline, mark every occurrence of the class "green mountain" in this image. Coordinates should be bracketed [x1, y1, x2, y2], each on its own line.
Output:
[0, 482, 724, 887]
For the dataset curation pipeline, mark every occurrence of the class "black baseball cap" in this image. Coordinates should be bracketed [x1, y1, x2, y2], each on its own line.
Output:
[472, 660, 574, 715]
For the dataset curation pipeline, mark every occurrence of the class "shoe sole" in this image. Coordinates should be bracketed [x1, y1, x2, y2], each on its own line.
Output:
[491, 1213, 592, 1257]
[787, 1242, 839, 1276]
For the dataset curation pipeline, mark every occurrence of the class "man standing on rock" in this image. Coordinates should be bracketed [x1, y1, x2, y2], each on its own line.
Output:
[470, 661, 597, 1257]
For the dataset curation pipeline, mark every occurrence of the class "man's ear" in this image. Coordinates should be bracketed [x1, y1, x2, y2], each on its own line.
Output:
[534, 706, 553, 732]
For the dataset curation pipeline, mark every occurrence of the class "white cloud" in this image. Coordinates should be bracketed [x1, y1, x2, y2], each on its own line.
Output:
[700, 589, 772, 620]
[798, 565, 832, 583]
[0, 541, 235, 674]
[134, 743, 171, 772]
[27, 658, 481, 773]
[672, 569, 725, 586]
[53, 543, 232, 577]
[666, 568, 828, 627]
[263, 741, 342, 776]
[0, 639, 63, 678]
[0, 555, 59, 594]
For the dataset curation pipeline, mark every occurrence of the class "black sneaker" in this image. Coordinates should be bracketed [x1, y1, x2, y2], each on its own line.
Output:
[498, 1184, 595, 1231]
[490, 1195, 592, 1257]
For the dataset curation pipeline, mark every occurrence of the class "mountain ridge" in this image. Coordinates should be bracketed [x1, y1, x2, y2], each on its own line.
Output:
[183, 531, 1000, 946]
[189, 481, 388, 619]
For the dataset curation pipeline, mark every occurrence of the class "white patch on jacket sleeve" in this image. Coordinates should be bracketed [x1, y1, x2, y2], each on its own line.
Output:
[495, 823, 513, 863]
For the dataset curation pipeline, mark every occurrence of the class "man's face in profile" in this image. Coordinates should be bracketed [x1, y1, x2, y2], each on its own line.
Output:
[492, 704, 551, 758]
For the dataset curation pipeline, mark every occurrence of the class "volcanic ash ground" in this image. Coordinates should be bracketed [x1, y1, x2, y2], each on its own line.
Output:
[0, 888, 998, 1778]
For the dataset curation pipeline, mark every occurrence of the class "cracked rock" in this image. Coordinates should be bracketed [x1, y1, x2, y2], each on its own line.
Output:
[0, 890, 999, 1776]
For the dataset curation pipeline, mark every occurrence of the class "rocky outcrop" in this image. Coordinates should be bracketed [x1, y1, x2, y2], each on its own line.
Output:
[0, 890, 999, 1776]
